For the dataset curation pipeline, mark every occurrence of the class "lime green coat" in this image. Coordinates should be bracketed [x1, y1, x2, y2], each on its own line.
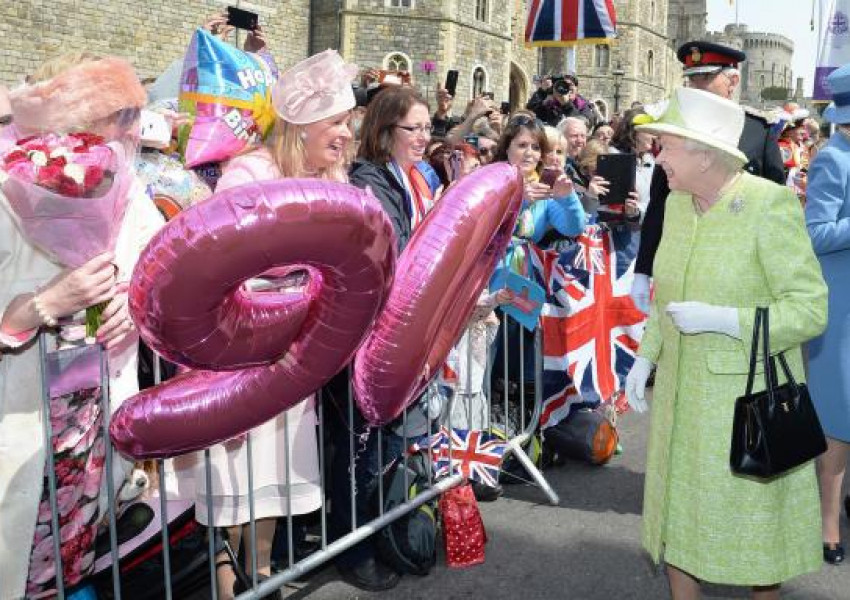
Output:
[639, 173, 828, 585]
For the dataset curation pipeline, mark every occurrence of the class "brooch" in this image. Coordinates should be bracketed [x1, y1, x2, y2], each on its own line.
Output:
[729, 197, 744, 214]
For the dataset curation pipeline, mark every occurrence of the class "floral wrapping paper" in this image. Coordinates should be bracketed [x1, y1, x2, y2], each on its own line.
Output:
[26, 386, 105, 598]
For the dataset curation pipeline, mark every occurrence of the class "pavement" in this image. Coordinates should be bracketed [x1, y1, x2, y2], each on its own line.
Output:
[281, 396, 850, 600]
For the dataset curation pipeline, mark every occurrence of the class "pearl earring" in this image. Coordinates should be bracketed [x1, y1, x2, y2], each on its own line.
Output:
[300, 131, 308, 141]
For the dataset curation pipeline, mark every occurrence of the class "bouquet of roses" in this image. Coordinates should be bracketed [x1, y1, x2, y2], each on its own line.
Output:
[0, 132, 133, 337]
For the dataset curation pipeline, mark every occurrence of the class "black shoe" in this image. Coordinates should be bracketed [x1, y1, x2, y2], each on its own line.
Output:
[337, 556, 400, 592]
[823, 543, 845, 565]
[471, 480, 503, 502]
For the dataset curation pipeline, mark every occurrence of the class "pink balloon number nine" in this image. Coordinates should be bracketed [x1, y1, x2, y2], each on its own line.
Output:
[110, 164, 522, 459]
[110, 179, 396, 459]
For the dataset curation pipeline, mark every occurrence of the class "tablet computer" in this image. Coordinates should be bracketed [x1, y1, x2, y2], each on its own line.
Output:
[595, 153, 636, 205]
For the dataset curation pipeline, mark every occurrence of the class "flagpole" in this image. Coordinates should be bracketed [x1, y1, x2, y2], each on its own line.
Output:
[566, 45, 576, 75]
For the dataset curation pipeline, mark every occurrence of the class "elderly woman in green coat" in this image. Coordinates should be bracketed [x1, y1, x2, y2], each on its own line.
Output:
[625, 87, 828, 600]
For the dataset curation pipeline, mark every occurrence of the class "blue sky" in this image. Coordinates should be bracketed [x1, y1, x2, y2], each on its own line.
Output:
[706, 0, 820, 95]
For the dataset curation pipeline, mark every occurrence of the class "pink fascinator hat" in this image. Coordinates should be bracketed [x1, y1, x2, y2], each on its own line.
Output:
[272, 49, 359, 125]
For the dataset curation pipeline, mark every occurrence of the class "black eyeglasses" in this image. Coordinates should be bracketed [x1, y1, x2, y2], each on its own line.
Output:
[478, 147, 492, 156]
[395, 124, 432, 136]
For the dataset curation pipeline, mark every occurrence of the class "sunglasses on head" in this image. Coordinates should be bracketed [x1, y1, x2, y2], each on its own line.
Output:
[509, 114, 543, 128]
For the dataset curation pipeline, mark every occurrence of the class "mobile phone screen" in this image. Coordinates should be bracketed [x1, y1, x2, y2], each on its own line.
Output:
[540, 168, 562, 187]
[227, 6, 259, 30]
[445, 70, 459, 97]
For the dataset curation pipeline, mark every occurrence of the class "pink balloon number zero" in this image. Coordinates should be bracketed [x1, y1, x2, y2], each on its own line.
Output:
[110, 179, 396, 459]
[353, 162, 524, 425]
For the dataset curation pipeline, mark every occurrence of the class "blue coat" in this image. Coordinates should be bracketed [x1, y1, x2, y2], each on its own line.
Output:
[805, 130, 850, 442]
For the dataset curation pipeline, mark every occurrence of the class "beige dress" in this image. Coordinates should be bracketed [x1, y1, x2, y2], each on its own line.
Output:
[168, 148, 321, 526]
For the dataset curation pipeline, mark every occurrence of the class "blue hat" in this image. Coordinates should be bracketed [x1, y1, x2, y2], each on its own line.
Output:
[824, 63, 850, 125]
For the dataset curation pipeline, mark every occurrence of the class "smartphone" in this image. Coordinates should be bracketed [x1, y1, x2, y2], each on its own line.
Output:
[445, 70, 459, 97]
[227, 5, 259, 31]
[448, 150, 463, 182]
[540, 167, 562, 188]
[463, 134, 479, 149]
[482, 91, 495, 100]
[500, 101, 511, 116]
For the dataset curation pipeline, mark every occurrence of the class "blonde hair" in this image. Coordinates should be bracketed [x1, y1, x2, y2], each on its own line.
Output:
[271, 119, 348, 183]
[578, 138, 608, 176]
[543, 125, 566, 151]
[29, 51, 103, 84]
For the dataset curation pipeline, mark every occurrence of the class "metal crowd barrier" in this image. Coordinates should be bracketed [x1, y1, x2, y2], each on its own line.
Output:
[34, 313, 558, 600]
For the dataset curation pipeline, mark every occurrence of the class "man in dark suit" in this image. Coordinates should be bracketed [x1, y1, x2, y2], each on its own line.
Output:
[631, 41, 785, 312]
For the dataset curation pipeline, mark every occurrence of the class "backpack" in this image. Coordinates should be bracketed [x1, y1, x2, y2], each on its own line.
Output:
[373, 452, 438, 576]
[544, 407, 618, 465]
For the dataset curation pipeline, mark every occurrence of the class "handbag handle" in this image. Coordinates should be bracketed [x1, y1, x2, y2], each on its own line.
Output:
[760, 307, 778, 410]
[744, 307, 763, 396]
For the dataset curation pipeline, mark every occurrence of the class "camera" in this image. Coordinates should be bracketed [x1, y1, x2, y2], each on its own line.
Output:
[553, 77, 573, 96]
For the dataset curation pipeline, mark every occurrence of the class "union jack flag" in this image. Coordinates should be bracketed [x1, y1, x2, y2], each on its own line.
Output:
[410, 427, 508, 488]
[525, 0, 617, 47]
[528, 225, 645, 429]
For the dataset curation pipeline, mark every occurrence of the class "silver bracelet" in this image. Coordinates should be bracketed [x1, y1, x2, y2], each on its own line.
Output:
[33, 292, 58, 328]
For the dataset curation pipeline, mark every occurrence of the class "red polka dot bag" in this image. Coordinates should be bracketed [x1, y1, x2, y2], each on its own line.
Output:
[439, 483, 487, 568]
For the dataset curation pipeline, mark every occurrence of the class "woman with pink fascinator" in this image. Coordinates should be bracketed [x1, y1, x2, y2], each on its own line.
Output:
[171, 49, 358, 599]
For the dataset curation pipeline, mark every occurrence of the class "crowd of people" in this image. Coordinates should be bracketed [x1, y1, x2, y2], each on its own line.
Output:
[0, 14, 848, 600]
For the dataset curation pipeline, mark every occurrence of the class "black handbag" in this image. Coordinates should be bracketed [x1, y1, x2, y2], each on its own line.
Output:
[730, 307, 827, 478]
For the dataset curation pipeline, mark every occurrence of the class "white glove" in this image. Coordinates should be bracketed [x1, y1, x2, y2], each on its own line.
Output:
[665, 301, 741, 339]
[630, 273, 651, 315]
[625, 356, 653, 413]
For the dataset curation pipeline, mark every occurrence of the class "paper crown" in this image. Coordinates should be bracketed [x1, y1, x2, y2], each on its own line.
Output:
[635, 87, 747, 164]
[271, 50, 359, 125]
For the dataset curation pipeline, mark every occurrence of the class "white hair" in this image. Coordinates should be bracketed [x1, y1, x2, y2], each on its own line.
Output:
[558, 116, 588, 136]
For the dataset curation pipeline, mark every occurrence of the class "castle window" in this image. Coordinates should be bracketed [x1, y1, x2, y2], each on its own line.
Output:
[475, 0, 488, 22]
[386, 0, 413, 8]
[383, 52, 412, 73]
[472, 66, 487, 98]
[651, 0, 656, 19]
[647, 50, 655, 79]
[594, 44, 610, 70]
[760, 74, 765, 88]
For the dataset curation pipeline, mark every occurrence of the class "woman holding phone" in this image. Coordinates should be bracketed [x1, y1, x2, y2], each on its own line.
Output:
[492, 113, 586, 243]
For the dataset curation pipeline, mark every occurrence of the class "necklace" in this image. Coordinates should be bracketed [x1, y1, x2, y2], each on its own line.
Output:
[692, 171, 743, 216]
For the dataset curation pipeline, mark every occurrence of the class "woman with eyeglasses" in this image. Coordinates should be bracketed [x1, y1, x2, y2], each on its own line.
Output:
[350, 86, 439, 249]
[326, 85, 441, 591]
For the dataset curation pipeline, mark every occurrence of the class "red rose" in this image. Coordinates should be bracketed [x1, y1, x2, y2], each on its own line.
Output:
[49, 155, 68, 168]
[57, 176, 82, 197]
[36, 163, 65, 188]
[21, 140, 49, 154]
[3, 149, 27, 166]
[83, 166, 105, 189]
[70, 132, 105, 148]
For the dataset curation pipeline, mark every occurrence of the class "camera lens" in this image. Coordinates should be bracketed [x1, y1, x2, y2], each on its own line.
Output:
[554, 80, 570, 95]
